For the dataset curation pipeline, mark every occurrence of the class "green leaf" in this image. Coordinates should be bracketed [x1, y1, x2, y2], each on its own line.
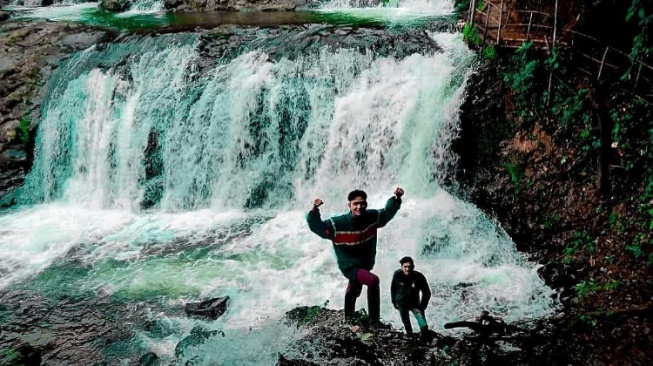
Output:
[627, 10, 635, 21]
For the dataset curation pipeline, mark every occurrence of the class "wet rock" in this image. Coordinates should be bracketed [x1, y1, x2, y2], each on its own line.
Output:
[0, 11, 9, 23]
[0, 289, 164, 366]
[184, 296, 230, 320]
[0, 342, 42, 366]
[444, 311, 509, 338]
[196, 24, 444, 73]
[537, 262, 579, 288]
[1, 146, 27, 166]
[279, 306, 584, 366]
[138, 352, 160, 366]
[99, 0, 132, 12]
[174, 326, 222, 358]
[277, 354, 318, 366]
[163, 0, 307, 12]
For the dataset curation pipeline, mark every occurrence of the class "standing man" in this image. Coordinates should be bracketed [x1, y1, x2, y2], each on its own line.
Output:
[306, 187, 404, 324]
[391, 256, 431, 341]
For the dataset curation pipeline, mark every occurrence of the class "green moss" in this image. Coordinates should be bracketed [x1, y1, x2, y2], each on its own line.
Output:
[19, 117, 30, 143]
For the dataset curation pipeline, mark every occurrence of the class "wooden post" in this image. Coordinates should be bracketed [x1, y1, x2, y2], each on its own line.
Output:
[597, 46, 609, 81]
[497, 0, 504, 45]
[481, 5, 491, 51]
[590, 87, 612, 196]
[469, 0, 477, 25]
[526, 12, 533, 41]
[552, 0, 558, 45]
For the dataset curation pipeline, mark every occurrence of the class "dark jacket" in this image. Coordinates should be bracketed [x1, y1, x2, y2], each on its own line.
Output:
[391, 269, 431, 310]
[306, 196, 401, 281]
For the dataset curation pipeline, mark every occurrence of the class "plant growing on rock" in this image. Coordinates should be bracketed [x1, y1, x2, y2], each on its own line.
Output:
[18, 117, 30, 143]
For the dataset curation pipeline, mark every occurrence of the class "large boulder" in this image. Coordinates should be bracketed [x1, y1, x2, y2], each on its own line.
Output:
[184, 296, 230, 319]
[99, 0, 132, 12]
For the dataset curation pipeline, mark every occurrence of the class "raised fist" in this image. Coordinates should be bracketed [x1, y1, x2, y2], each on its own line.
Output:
[394, 187, 404, 198]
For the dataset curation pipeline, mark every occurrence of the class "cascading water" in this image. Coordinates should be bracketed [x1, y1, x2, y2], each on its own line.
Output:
[8, 1, 164, 19]
[0, 1, 557, 364]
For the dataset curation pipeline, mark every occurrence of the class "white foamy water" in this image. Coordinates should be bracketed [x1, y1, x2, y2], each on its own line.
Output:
[8, 3, 99, 21]
[9, 1, 164, 20]
[318, 0, 455, 22]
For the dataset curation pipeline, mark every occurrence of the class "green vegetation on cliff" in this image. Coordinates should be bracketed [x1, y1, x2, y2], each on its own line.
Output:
[454, 0, 652, 364]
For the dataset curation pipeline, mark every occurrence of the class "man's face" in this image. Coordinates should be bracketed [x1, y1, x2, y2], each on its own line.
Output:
[348, 196, 367, 217]
[401, 262, 413, 275]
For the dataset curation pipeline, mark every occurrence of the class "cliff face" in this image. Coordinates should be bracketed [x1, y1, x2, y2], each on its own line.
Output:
[452, 0, 653, 359]
[456, 63, 652, 366]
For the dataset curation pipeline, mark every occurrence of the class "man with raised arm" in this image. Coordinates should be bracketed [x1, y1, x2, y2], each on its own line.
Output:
[306, 187, 404, 324]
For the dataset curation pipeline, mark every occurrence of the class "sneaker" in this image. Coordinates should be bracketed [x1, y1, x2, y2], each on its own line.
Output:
[419, 330, 433, 343]
[402, 332, 416, 340]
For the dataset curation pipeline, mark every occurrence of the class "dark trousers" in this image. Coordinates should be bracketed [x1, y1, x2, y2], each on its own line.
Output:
[398, 307, 428, 334]
[344, 269, 380, 322]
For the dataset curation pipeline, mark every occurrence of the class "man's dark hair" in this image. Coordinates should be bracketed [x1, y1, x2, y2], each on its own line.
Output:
[347, 190, 367, 201]
[399, 256, 414, 266]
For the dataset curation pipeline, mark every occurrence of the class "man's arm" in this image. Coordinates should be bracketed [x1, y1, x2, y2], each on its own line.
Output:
[390, 271, 399, 309]
[306, 198, 335, 240]
[418, 272, 432, 311]
[377, 187, 404, 228]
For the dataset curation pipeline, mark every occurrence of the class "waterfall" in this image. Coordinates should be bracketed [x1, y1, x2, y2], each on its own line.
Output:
[0, 8, 557, 364]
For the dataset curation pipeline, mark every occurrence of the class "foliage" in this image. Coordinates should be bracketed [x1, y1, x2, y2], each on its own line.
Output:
[579, 314, 597, 327]
[348, 309, 372, 325]
[603, 279, 620, 291]
[455, 0, 470, 12]
[552, 88, 591, 127]
[453, 0, 486, 13]
[542, 213, 560, 230]
[544, 47, 560, 71]
[609, 97, 653, 240]
[501, 41, 544, 119]
[575, 280, 599, 298]
[579, 122, 601, 153]
[483, 45, 497, 60]
[290, 300, 330, 325]
[503, 155, 524, 194]
[19, 117, 30, 143]
[563, 230, 594, 263]
[626, 0, 653, 69]
[462, 23, 482, 46]
[608, 211, 624, 234]
[608, 98, 651, 174]
[625, 243, 643, 258]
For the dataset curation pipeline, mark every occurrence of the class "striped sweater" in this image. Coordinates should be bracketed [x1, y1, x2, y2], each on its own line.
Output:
[306, 196, 401, 280]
